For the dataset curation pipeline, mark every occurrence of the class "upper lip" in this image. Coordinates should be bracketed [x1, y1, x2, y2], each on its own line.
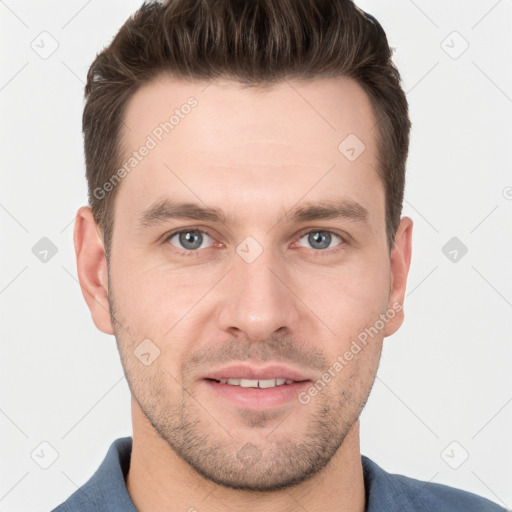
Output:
[203, 363, 313, 382]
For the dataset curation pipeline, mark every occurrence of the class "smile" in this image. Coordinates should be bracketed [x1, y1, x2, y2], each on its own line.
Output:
[212, 378, 294, 388]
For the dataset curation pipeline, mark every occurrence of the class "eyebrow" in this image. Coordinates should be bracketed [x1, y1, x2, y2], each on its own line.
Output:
[137, 198, 369, 229]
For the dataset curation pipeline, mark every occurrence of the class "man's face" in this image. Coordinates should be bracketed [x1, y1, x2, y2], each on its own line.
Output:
[91, 75, 410, 490]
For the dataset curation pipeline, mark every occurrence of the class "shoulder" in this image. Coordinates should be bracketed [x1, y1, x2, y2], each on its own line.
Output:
[50, 437, 137, 512]
[362, 455, 507, 512]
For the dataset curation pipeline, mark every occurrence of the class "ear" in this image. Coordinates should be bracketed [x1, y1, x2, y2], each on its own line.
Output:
[74, 206, 114, 335]
[384, 216, 413, 337]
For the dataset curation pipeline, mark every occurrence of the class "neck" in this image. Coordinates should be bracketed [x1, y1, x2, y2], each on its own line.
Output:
[126, 398, 366, 512]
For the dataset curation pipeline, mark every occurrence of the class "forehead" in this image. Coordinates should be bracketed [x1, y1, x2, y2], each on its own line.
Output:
[114, 74, 382, 228]
[121, 74, 376, 155]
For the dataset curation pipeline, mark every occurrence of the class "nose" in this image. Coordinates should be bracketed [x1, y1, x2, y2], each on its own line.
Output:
[216, 245, 302, 342]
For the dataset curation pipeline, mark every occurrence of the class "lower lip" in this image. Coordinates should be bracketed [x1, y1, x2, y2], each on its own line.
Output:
[203, 379, 311, 409]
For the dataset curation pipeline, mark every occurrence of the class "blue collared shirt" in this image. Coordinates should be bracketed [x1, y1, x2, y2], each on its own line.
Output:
[51, 437, 506, 511]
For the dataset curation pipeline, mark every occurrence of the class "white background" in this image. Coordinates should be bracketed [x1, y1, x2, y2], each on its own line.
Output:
[0, 1, 511, 510]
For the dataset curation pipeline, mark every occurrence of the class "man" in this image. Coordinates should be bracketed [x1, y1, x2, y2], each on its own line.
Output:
[52, 0, 505, 510]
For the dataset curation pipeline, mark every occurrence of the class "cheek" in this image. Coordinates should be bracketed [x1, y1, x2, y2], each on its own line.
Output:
[292, 253, 391, 334]
[109, 253, 219, 350]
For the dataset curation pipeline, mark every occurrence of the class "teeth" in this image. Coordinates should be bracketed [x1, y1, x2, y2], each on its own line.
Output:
[240, 379, 259, 388]
[218, 378, 294, 388]
[259, 379, 278, 388]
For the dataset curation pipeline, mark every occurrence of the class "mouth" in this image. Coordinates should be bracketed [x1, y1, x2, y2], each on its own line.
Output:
[206, 377, 295, 388]
[201, 364, 313, 410]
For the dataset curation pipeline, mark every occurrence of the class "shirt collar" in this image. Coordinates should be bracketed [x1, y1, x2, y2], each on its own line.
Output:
[75, 437, 401, 511]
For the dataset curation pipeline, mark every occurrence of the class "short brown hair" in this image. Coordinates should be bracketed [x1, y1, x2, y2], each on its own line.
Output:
[83, 0, 410, 260]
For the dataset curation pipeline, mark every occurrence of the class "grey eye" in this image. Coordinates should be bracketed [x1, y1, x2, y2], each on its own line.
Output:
[169, 230, 213, 251]
[298, 231, 342, 250]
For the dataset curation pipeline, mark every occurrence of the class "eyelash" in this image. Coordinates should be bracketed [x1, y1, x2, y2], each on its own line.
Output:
[162, 227, 347, 258]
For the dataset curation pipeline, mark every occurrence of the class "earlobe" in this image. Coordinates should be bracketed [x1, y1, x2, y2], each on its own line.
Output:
[74, 206, 114, 335]
[384, 216, 413, 337]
